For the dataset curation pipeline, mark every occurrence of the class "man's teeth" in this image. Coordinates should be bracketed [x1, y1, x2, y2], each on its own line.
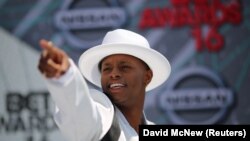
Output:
[110, 83, 125, 88]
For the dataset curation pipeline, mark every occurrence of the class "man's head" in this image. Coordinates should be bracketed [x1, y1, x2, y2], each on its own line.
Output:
[100, 54, 153, 107]
[78, 29, 171, 92]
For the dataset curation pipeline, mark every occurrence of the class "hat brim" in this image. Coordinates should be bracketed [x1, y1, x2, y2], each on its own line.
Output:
[78, 43, 171, 91]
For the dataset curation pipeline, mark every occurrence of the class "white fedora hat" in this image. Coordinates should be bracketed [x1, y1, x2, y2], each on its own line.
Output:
[78, 29, 171, 91]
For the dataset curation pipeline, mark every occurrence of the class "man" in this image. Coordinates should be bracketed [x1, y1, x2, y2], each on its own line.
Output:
[38, 29, 171, 141]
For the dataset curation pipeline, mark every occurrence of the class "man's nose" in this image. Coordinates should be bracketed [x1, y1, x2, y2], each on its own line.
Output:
[110, 68, 121, 79]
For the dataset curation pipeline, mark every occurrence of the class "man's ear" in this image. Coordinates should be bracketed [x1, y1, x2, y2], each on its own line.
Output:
[144, 69, 153, 86]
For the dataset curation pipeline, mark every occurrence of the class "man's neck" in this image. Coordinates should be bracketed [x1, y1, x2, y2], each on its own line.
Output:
[119, 103, 144, 133]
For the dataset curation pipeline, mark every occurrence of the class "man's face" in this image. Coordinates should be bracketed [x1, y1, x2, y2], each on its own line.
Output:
[100, 54, 152, 107]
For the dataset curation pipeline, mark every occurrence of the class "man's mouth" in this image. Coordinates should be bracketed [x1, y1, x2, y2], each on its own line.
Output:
[109, 83, 126, 89]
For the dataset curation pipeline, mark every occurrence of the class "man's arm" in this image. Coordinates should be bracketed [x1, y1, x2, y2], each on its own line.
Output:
[37, 39, 114, 141]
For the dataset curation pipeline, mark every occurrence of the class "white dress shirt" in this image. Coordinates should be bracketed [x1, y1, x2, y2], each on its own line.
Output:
[44, 59, 153, 141]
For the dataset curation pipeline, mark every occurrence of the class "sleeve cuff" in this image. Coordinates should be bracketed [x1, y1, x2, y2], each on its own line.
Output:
[47, 59, 75, 86]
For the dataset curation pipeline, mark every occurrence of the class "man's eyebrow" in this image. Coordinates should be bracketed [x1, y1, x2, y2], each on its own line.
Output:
[102, 62, 112, 67]
[102, 61, 130, 67]
[119, 61, 130, 65]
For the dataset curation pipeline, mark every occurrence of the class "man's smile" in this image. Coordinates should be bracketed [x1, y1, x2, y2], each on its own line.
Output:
[107, 83, 127, 94]
[109, 83, 126, 89]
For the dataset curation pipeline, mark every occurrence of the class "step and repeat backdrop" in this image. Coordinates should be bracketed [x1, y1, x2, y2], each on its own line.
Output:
[0, 0, 250, 141]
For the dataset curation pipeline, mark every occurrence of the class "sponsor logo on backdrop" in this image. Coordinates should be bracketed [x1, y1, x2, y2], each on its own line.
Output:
[158, 67, 234, 124]
[54, 0, 128, 49]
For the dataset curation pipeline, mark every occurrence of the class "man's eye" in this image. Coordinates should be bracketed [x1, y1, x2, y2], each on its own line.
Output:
[121, 66, 131, 70]
[102, 67, 111, 72]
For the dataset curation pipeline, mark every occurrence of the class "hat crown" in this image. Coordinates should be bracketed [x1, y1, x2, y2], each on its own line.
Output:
[102, 29, 150, 49]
